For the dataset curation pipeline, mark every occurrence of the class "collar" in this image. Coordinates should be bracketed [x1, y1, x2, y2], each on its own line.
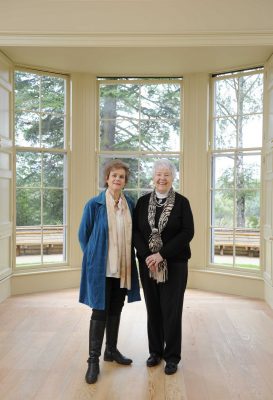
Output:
[155, 190, 169, 199]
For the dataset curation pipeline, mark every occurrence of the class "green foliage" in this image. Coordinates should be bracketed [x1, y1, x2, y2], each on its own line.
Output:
[15, 72, 65, 148]
[99, 80, 181, 196]
[213, 72, 263, 230]
[100, 82, 180, 152]
[15, 71, 66, 227]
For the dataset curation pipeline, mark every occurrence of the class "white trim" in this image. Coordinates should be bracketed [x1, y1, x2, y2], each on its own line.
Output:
[11, 267, 80, 295]
[14, 69, 70, 270]
[264, 278, 273, 309]
[1, 32, 273, 47]
[208, 70, 264, 271]
[0, 275, 11, 303]
[188, 268, 264, 300]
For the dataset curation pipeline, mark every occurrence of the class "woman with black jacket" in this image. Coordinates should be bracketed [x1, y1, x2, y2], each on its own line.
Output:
[133, 159, 194, 375]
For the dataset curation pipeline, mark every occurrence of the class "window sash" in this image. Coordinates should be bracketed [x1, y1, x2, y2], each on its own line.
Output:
[97, 78, 183, 197]
[14, 68, 70, 269]
[209, 69, 263, 272]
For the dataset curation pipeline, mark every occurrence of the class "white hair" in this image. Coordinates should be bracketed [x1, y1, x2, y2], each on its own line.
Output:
[152, 159, 177, 179]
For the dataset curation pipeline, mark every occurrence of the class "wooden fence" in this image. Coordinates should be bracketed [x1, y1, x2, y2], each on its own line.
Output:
[15, 226, 260, 257]
[16, 226, 63, 256]
[213, 229, 260, 257]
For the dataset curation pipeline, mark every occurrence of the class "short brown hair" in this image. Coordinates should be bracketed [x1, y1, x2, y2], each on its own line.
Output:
[103, 159, 130, 187]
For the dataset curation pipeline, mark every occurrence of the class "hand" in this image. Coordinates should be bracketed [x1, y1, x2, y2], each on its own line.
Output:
[146, 252, 163, 272]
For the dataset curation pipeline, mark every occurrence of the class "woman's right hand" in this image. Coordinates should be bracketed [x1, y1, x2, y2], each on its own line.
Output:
[146, 253, 163, 272]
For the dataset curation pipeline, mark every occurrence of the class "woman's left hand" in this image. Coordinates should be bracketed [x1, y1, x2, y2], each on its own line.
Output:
[146, 252, 163, 270]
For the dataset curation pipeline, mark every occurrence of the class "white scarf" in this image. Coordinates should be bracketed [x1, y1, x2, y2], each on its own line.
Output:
[106, 190, 132, 289]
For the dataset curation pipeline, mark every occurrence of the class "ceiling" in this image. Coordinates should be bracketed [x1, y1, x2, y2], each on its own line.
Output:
[1, 46, 272, 75]
[1, 0, 273, 74]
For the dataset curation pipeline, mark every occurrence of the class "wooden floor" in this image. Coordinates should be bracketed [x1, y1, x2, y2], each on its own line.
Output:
[1, 289, 273, 400]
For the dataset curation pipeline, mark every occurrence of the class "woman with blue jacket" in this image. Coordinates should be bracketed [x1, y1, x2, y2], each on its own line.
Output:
[79, 159, 141, 384]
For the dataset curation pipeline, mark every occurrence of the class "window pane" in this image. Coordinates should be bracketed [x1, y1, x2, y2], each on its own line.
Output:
[212, 227, 234, 262]
[16, 152, 41, 187]
[16, 189, 41, 226]
[100, 118, 139, 151]
[214, 117, 236, 149]
[140, 84, 180, 119]
[140, 119, 179, 151]
[42, 225, 65, 263]
[41, 114, 65, 148]
[43, 189, 64, 225]
[215, 78, 237, 116]
[16, 226, 42, 266]
[235, 154, 261, 190]
[235, 229, 260, 269]
[211, 190, 234, 228]
[240, 74, 263, 114]
[15, 112, 40, 147]
[100, 84, 139, 120]
[236, 190, 260, 228]
[212, 155, 234, 189]
[41, 76, 65, 113]
[43, 153, 64, 188]
[15, 72, 40, 111]
[241, 115, 263, 148]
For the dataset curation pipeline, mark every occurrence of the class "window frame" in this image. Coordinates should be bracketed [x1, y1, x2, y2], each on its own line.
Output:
[96, 77, 183, 198]
[208, 68, 264, 275]
[13, 67, 70, 271]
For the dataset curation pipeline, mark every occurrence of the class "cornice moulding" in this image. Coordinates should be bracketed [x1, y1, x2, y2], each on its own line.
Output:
[1, 31, 273, 47]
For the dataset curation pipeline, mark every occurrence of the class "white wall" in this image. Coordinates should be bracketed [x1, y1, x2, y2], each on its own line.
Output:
[0, 70, 267, 304]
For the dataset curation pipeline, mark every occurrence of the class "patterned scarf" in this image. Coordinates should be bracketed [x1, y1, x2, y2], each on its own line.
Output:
[148, 187, 175, 283]
[106, 190, 132, 289]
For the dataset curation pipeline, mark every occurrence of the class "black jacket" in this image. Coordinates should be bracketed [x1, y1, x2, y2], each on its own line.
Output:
[133, 191, 194, 263]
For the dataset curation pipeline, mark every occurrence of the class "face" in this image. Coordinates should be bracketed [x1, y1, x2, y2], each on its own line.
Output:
[153, 167, 173, 194]
[106, 168, 126, 194]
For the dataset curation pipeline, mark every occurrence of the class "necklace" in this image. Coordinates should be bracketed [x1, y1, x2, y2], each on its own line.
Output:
[155, 197, 166, 208]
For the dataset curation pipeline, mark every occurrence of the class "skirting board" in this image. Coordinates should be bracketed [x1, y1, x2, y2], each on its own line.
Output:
[11, 267, 81, 296]
[264, 279, 273, 309]
[188, 268, 265, 301]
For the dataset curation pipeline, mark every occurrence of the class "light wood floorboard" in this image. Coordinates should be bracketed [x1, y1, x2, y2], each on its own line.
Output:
[0, 288, 273, 400]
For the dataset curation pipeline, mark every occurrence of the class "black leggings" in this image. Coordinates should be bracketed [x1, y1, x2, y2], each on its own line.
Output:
[91, 277, 127, 321]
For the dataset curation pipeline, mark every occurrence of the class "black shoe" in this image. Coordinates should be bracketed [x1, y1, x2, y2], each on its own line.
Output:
[85, 358, 99, 384]
[104, 348, 132, 365]
[146, 353, 162, 367]
[104, 315, 133, 365]
[164, 362, 178, 375]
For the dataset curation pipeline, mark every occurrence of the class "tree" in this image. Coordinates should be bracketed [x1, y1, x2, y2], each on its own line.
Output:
[99, 81, 181, 193]
[15, 71, 65, 227]
[215, 73, 263, 228]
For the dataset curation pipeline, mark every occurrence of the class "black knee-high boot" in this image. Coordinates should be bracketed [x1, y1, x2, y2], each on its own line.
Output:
[85, 319, 106, 384]
[103, 315, 132, 365]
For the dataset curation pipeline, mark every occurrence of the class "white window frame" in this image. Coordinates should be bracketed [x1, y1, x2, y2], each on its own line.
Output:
[208, 68, 264, 276]
[13, 67, 70, 271]
[96, 77, 183, 197]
